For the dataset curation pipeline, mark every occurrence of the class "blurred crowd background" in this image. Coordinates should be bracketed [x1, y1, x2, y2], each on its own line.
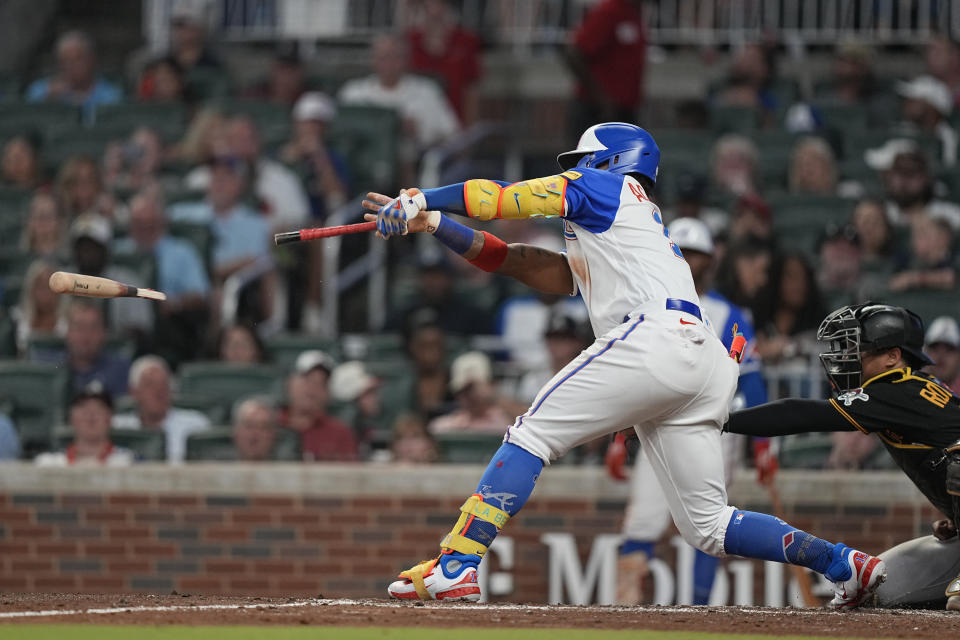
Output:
[0, 0, 959, 471]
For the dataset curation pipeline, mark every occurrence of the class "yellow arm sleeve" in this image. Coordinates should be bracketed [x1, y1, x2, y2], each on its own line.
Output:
[463, 173, 573, 221]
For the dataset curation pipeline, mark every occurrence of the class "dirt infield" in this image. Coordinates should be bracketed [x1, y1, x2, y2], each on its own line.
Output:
[0, 593, 959, 637]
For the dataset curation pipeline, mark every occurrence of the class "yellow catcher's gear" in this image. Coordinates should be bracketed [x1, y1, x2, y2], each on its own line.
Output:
[463, 172, 581, 221]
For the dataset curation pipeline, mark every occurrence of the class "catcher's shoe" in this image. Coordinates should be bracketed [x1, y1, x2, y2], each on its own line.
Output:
[826, 544, 886, 610]
[388, 552, 482, 601]
[946, 575, 960, 611]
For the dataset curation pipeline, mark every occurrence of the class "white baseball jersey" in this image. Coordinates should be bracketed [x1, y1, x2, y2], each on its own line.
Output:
[559, 169, 700, 337]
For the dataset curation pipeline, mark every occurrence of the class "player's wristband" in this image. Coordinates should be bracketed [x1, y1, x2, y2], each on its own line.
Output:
[468, 231, 508, 272]
[432, 213, 475, 255]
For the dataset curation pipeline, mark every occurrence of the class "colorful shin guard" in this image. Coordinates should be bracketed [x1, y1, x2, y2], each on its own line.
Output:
[396, 494, 510, 599]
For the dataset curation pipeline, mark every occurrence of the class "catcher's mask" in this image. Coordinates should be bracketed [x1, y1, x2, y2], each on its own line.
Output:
[818, 303, 933, 392]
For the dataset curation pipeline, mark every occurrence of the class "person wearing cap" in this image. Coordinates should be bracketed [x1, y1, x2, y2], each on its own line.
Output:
[428, 351, 522, 436]
[281, 351, 358, 462]
[25, 30, 122, 121]
[612, 217, 770, 605]
[895, 75, 957, 168]
[168, 1, 222, 74]
[35, 382, 134, 467]
[867, 143, 960, 230]
[924, 316, 960, 395]
[67, 212, 153, 339]
[888, 213, 957, 293]
[113, 355, 211, 463]
[926, 34, 960, 111]
[330, 361, 386, 456]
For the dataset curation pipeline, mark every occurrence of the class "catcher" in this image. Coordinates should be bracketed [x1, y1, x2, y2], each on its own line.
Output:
[725, 302, 960, 610]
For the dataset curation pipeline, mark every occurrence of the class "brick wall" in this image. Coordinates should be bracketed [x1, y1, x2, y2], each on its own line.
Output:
[0, 464, 939, 601]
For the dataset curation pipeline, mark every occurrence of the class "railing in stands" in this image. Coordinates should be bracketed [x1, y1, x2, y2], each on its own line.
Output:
[143, 0, 960, 52]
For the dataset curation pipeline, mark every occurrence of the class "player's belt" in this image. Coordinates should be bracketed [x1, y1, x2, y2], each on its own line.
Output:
[665, 298, 702, 320]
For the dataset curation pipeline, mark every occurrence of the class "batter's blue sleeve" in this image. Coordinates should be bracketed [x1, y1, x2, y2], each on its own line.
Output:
[561, 169, 625, 233]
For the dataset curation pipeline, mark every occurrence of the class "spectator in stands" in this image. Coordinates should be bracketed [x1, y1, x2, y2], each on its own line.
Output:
[816, 42, 889, 127]
[926, 34, 960, 110]
[31, 300, 131, 398]
[429, 351, 519, 435]
[330, 361, 385, 456]
[282, 351, 358, 462]
[406, 0, 482, 123]
[26, 30, 122, 120]
[888, 214, 956, 293]
[12, 260, 65, 356]
[727, 193, 773, 245]
[516, 311, 591, 405]
[663, 172, 728, 236]
[19, 192, 67, 261]
[675, 99, 709, 130]
[0, 412, 20, 461]
[396, 308, 452, 421]
[136, 56, 187, 103]
[243, 50, 306, 106]
[168, 3, 222, 74]
[754, 253, 825, 364]
[113, 355, 211, 463]
[1, 134, 44, 190]
[169, 107, 225, 166]
[338, 34, 459, 159]
[280, 92, 349, 221]
[816, 224, 860, 304]
[564, 0, 646, 138]
[714, 235, 772, 321]
[35, 381, 134, 467]
[895, 75, 957, 167]
[230, 396, 278, 463]
[391, 413, 438, 464]
[116, 187, 210, 363]
[788, 137, 837, 195]
[67, 213, 152, 339]
[924, 316, 960, 394]
[56, 155, 117, 220]
[185, 115, 310, 232]
[103, 127, 169, 193]
[388, 253, 492, 335]
[710, 134, 759, 198]
[851, 197, 896, 265]
[827, 429, 880, 471]
[868, 142, 960, 230]
[713, 43, 776, 125]
[215, 322, 266, 365]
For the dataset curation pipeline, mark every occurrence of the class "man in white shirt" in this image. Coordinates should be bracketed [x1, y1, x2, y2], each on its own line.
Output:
[338, 34, 460, 152]
[113, 355, 211, 463]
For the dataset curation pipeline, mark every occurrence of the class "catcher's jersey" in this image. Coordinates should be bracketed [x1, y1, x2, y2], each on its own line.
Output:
[830, 367, 960, 517]
[559, 169, 699, 337]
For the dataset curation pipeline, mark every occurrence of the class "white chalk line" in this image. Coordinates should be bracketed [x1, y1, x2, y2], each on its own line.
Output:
[0, 598, 957, 621]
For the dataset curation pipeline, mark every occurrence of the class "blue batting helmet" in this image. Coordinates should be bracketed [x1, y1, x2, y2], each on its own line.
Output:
[556, 122, 660, 182]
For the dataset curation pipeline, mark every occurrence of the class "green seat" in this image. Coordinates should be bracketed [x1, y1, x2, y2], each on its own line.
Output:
[813, 101, 870, 135]
[26, 335, 135, 361]
[0, 360, 68, 449]
[171, 392, 229, 426]
[779, 433, 831, 469]
[184, 425, 300, 461]
[214, 99, 291, 149]
[328, 106, 400, 193]
[43, 127, 126, 169]
[709, 105, 758, 133]
[0, 314, 15, 358]
[177, 362, 282, 414]
[0, 103, 80, 139]
[769, 194, 852, 258]
[0, 249, 37, 278]
[265, 334, 341, 370]
[93, 102, 186, 140]
[435, 432, 504, 464]
[188, 68, 231, 101]
[53, 425, 167, 461]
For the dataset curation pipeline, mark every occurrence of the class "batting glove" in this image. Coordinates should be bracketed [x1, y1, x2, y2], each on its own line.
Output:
[376, 189, 427, 237]
[604, 432, 629, 482]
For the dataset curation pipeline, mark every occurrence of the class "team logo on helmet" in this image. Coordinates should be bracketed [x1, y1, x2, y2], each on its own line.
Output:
[837, 388, 869, 406]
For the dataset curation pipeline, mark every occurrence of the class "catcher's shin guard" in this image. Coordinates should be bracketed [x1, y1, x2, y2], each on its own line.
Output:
[389, 494, 510, 601]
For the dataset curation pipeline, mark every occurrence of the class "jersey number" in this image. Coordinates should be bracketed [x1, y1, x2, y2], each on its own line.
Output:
[651, 209, 684, 259]
[920, 381, 951, 408]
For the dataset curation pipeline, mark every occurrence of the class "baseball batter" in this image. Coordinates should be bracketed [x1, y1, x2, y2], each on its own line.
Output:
[363, 123, 885, 608]
[726, 303, 960, 610]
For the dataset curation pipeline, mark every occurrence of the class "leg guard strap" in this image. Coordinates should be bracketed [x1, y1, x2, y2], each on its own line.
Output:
[440, 494, 510, 557]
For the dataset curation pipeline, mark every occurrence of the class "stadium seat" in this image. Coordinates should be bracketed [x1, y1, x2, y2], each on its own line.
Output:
[25, 335, 136, 362]
[186, 68, 231, 101]
[768, 194, 852, 257]
[170, 392, 229, 426]
[93, 102, 186, 140]
[184, 426, 300, 461]
[214, 99, 291, 149]
[435, 432, 505, 464]
[52, 425, 167, 461]
[0, 360, 68, 449]
[265, 333, 341, 370]
[875, 290, 960, 325]
[709, 105, 758, 133]
[42, 127, 127, 170]
[328, 106, 400, 193]
[779, 433, 832, 469]
[177, 363, 283, 413]
[0, 103, 80, 139]
[0, 248, 37, 278]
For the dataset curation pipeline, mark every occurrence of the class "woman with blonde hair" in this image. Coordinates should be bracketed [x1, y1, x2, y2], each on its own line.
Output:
[19, 192, 67, 260]
[12, 260, 67, 355]
[55, 155, 116, 220]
